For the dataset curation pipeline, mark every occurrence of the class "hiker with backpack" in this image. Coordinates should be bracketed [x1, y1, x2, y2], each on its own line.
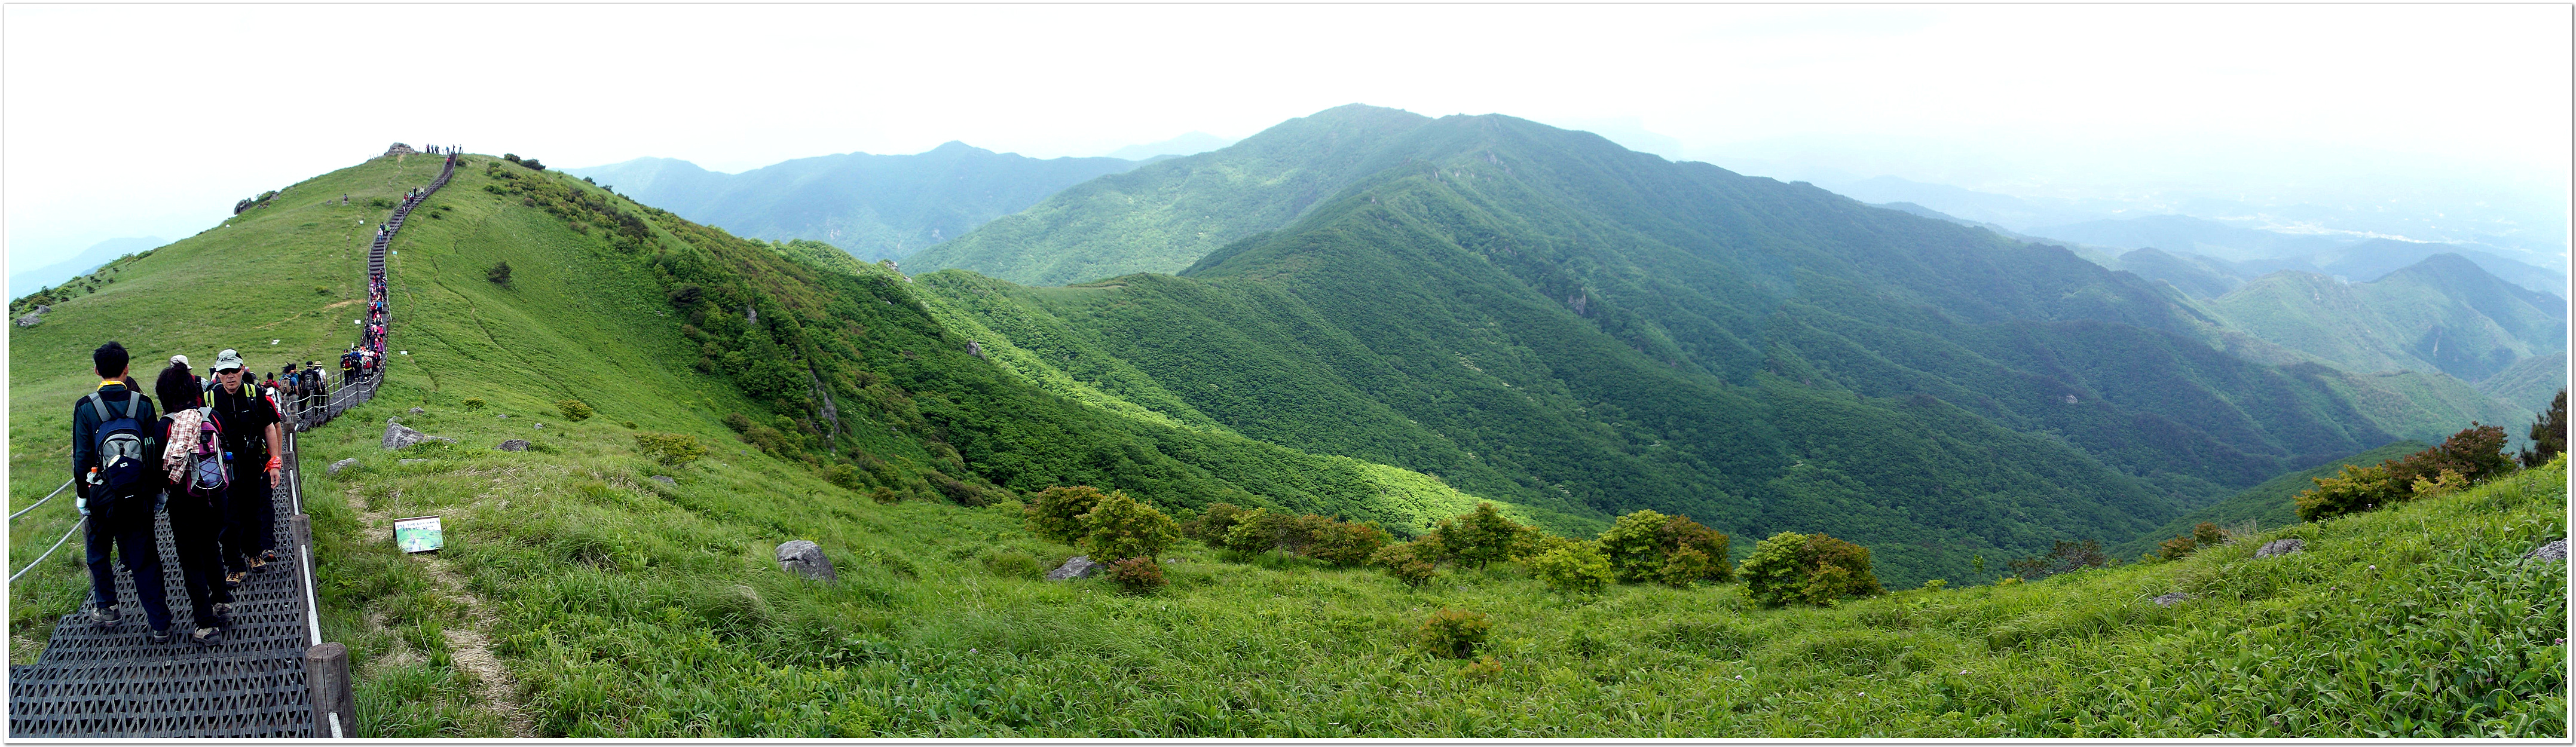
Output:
[204, 350, 284, 586]
[71, 342, 175, 642]
[155, 362, 232, 645]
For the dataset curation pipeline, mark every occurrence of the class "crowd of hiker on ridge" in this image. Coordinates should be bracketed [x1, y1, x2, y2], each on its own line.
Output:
[66, 158, 421, 649]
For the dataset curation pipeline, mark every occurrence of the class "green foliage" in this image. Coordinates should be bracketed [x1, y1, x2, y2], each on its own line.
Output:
[1304, 519, 1391, 567]
[555, 399, 594, 421]
[1596, 509, 1733, 586]
[723, 413, 753, 433]
[1528, 542, 1614, 596]
[1076, 489, 1180, 561]
[1023, 485, 1106, 544]
[630, 432, 705, 466]
[2299, 424, 2513, 521]
[316, 285, 334, 296]
[459, 398, 485, 411]
[1429, 503, 1523, 569]
[1371, 540, 1441, 587]
[2158, 522, 2232, 561]
[487, 261, 512, 285]
[2007, 540, 2112, 580]
[1105, 557, 1167, 595]
[1180, 502, 1256, 544]
[1416, 608, 1491, 659]
[2521, 389, 2566, 468]
[1740, 531, 1884, 608]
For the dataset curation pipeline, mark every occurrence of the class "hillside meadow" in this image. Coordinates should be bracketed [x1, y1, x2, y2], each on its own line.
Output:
[8, 151, 2563, 738]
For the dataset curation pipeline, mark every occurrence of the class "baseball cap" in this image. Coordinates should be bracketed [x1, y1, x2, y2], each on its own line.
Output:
[212, 349, 245, 372]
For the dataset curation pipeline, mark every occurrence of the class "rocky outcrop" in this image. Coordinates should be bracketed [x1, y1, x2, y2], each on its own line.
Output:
[2255, 538, 2305, 558]
[384, 143, 416, 157]
[2152, 592, 2191, 607]
[381, 418, 451, 450]
[776, 540, 837, 581]
[327, 458, 359, 476]
[497, 439, 529, 452]
[2528, 539, 2566, 563]
[1047, 555, 1103, 580]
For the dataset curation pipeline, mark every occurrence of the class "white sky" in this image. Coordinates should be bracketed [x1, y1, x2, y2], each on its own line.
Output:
[6, 3, 2569, 270]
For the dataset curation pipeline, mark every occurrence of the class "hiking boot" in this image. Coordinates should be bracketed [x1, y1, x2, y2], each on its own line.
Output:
[88, 605, 120, 627]
[146, 627, 172, 645]
[258, 549, 283, 567]
[189, 627, 222, 646]
[210, 602, 234, 626]
[224, 571, 247, 588]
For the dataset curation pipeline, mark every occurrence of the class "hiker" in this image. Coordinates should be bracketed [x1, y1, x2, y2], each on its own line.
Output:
[71, 342, 174, 642]
[155, 362, 232, 645]
[341, 348, 360, 386]
[204, 350, 284, 586]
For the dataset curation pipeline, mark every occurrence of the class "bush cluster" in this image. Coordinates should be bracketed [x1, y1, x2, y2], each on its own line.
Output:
[1740, 531, 1883, 608]
[1596, 509, 1733, 585]
[2297, 423, 2514, 521]
[1025, 485, 1180, 563]
[2156, 522, 2231, 561]
[632, 432, 705, 466]
[1183, 503, 1390, 566]
[2008, 539, 2111, 580]
[555, 399, 594, 421]
[1417, 608, 1491, 659]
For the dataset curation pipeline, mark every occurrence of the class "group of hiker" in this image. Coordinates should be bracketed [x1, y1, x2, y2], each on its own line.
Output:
[349, 275, 389, 382]
[70, 343, 286, 646]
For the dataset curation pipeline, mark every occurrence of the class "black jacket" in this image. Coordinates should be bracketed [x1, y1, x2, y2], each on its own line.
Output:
[70, 382, 160, 500]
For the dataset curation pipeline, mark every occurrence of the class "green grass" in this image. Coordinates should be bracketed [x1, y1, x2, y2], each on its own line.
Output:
[12, 151, 2561, 737]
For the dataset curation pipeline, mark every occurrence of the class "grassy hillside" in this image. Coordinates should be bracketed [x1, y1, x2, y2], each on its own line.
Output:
[565, 143, 1142, 262]
[10, 152, 2560, 738]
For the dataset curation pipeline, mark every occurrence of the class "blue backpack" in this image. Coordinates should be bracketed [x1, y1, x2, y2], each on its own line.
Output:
[84, 393, 149, 507]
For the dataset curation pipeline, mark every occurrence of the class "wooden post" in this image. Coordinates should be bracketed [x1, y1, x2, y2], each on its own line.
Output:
[291, 513, 312, 551]
[305, 642, 356, 737]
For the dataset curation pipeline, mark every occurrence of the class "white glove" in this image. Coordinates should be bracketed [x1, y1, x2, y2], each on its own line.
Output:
[75, 496, 88, 516]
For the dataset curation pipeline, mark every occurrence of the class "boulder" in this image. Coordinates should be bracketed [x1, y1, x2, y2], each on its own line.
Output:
[15, 313, 41, 327]
[2528, 538, 2567, 563]
[2255, 538, 2305, 558]
[326, 458, 359, 476]
[1047, 555, 1103, 581]
[533, 423, 544, 430]
[409, 407, 425, 414]
[2152, 592, 2191, 607]
[497, 439, 529, 452]
[651, 475, 677, 485]
[776, 540, 837, 581]
[381, 418, 452, 450]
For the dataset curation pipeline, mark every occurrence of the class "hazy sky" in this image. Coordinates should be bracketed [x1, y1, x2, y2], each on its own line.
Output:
[7, 4, 2568, 270]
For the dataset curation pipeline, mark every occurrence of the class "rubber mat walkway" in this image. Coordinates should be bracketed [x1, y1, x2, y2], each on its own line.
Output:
[8, 152, 456, 738]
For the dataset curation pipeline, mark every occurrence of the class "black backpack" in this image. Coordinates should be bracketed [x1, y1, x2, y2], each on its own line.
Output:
[83, 393, 150, 510]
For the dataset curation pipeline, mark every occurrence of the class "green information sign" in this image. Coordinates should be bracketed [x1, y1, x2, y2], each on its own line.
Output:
[393, 515, 443, 553]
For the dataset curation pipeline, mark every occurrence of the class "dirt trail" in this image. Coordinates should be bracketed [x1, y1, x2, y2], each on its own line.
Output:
[354, 487, 534, 737]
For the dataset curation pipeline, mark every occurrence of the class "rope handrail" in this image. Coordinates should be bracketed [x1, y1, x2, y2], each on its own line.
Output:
[9, 518, 84, 583]
[12, 479, 74, 521]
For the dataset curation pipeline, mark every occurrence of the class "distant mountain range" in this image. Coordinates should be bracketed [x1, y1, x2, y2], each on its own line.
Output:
[1106, 131, 1237, 161]
[9, 236, 166, 299]
[565, 142, 1146, 261]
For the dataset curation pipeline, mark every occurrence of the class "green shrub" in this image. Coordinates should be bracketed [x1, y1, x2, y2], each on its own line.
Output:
[2008, 539, 2112, 580]
[823, 464, 865, 491]
[314, 285, 332, 296]
[555, 399, 594, 421]
[2297, 462, 2399, 521]
[488, 261, 512, 285]
[2519, 389, 2565, 468]
[2158, 522, 2232, 561]
[979, 549, 1043, 579]
[1597, 509, 1733, 585]
[1417, 608, 1491, 659]
[631, 432, 705, 466]
[934, 475, 987, 507]
[620, 420, 638, 430]
[1076, 490, 1180, 561]
[1023, 485, 1107, 544]
[1428, 503, 1523, 568]
[1181, 502, 1256, 544]
[1529, 542, 1615, 596]
[723, 413, 753, 433]
[1304, 519, 1391, 567]
[1372, 540, 1442, 587]
[1106, 557, 1167, 594]
[1740, 531, 1883, 608]
[460, 398, 485, 411]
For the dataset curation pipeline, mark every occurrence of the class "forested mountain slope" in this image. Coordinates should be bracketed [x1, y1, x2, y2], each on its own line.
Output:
[2196, 253, 2564, 388]
[896, 109, 2529, 583]
[904, 105, 1442, 284]
[567, 142, 1142, 262]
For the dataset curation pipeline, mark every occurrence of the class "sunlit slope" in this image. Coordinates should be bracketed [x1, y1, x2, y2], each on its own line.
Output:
[8, 153, 448, 644]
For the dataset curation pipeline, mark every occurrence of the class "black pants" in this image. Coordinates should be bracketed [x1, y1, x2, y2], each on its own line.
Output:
[166, 488, 232, 625]
[83, 498, 172, 632]
[221, 467, 275, 573]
